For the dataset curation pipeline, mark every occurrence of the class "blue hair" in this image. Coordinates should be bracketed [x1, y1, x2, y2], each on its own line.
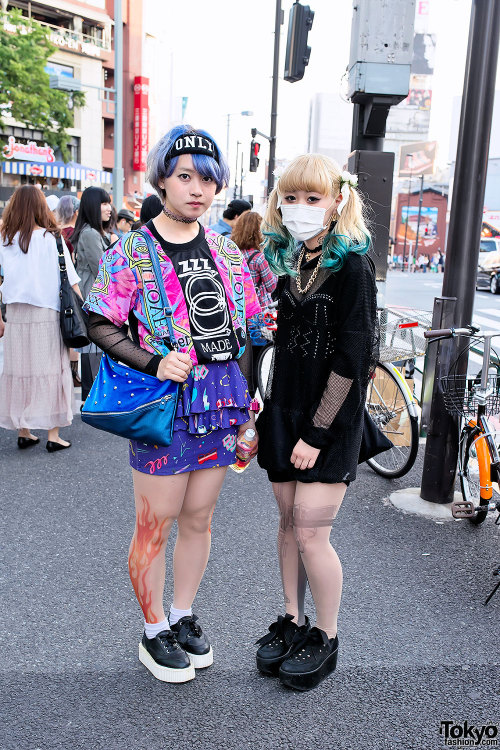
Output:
[146, 124, 229, 199]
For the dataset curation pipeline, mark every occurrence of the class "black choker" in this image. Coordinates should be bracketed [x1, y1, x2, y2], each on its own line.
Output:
[162, 206, 198, 224]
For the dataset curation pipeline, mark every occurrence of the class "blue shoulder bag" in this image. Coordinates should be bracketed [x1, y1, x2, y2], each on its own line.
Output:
[81, 230, 180, 447]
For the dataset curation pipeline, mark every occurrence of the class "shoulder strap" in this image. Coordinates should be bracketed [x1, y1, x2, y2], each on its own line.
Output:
[56, 235, 68, 279]
[135, 229, 178, 351]
[247, 250, 260, 265]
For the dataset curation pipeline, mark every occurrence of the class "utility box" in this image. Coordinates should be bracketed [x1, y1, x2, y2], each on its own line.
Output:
[347, 150, 395, 283]
[347, 0, 415, 104]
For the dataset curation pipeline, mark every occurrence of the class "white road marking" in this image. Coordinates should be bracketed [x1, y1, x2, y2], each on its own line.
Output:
[477, 307, 500, 318]
[471, 314, 500, 331]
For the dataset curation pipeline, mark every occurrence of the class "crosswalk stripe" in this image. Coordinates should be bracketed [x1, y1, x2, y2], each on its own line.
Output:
[477, 307, 500, 318]
[471, 313, 500, 330]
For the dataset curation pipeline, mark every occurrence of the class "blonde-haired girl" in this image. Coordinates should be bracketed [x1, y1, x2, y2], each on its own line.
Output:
[255, 153, 378, 692]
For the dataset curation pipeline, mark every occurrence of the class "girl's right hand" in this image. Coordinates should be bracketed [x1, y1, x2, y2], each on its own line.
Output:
[156, 351, 193, 382]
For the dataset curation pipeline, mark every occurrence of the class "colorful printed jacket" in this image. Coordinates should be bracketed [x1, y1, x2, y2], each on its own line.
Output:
[83, 225, 261, 364]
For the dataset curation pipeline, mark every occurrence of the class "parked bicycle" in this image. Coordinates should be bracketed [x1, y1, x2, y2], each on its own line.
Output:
[256, 304, 431, 480]
[424, 324, 500, 526]
[364, 306, 432, 478]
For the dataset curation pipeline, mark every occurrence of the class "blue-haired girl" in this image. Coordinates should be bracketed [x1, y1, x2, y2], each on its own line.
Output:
[255, 153, 378, 692]
[83, 126, 260, 684]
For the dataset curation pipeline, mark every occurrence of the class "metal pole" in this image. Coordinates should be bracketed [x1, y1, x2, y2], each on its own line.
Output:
[420, 0, 500, 503]
[350, 104, 385, 152]
[239, 151, 243, 199]
[113, 0, 124, 209]
[267, 0, 282, 195]
[233, 141, 240, 200]
[414, 174, 424, 258]
[402, 156, 412, 272]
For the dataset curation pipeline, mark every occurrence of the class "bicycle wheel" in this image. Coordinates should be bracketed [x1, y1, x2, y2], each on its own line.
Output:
[365, 362, 419, 478]
[459, 427, 490, 525]
[256, 343, 274, 400]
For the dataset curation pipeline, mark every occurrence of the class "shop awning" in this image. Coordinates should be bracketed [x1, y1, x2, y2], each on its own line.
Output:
[1, 160, 112, 185]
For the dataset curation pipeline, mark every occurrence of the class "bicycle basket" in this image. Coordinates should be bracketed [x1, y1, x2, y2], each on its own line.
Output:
[378, 307, 433, 363]
[440, 373, 500, 419]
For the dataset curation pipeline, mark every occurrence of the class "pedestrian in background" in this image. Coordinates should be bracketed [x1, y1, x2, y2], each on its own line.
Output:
[103, 204, 119, 245]
[83, 125, 260, 685]
[55, 195, 80, 263]
[255, 154, 377, 692]
[231, 210, 277, 395]
[72, 186, 112, 400]
[55, 195, 81, 387]
[209, 198, 252, 237]
[140, 194, 163, 225]
[115, 208, 136, 237]
[0, 185, 80, 451]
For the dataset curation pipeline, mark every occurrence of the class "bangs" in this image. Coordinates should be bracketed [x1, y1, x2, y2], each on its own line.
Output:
[277, 155, 336, 197]
[165, 152, 229, 194]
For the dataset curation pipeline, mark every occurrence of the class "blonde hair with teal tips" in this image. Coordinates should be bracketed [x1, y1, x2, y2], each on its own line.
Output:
[262, 153, 371, 276]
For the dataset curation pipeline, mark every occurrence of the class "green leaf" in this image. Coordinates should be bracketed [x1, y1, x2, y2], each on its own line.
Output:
[0, 9, 86, 161]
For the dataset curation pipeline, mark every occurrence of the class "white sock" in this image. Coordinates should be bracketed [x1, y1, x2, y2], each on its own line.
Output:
[169, 605, 192, 626]
[144, 616, 170, 639]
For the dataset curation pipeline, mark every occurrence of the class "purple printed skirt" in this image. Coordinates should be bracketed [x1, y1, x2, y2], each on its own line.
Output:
[129, 361, 250, 476]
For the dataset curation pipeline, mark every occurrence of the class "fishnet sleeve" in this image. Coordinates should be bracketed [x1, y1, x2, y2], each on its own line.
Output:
[237, 324, 254, 393]
[312, 372, 353, 428]
[87, 312, 162, 376]
[300, 255, 377, 449]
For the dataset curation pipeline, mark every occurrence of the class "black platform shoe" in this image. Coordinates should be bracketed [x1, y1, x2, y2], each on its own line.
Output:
[17, 436, 40, 449]
[138, 630, 195, 683]
[170, 615, 213, 669]
[46, 440, 72, 453]
[256, 614, 310, 676]
[279, 627, 339, 692]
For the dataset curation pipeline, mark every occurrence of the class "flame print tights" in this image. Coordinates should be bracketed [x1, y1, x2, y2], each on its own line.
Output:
[128, 466, 228, 624]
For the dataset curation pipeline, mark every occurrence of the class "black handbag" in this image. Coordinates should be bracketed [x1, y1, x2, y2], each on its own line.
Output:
[358, 407, 393, 464]
[57, 235, 89, 348]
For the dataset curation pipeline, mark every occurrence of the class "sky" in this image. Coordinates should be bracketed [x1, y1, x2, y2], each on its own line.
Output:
[147, 0, 498, 202]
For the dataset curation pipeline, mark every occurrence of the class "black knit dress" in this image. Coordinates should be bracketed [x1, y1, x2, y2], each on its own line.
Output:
[257, 250, 377, 484]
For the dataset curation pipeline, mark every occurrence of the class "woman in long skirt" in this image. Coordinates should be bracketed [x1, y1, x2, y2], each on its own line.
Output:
[0, 185, 80, 451]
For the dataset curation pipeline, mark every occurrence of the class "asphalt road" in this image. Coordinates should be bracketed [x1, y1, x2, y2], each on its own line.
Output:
[1, 414, 499, 750]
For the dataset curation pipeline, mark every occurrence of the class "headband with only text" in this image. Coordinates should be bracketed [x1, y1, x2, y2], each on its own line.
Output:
[165, 133, 219, 164]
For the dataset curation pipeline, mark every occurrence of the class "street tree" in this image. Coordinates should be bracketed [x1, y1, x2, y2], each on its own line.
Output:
[0, 9, 85, 161]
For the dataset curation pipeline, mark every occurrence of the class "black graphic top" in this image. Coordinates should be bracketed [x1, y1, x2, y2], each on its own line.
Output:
[147, 220, 240, 364]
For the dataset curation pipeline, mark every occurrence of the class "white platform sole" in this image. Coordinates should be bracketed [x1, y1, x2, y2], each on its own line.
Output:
[187, 646, 213, 669]
[139, 643, 195, 683]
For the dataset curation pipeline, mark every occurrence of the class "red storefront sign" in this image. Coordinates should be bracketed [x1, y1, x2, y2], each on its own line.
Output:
[3, 135, 55, 163]
[133, 76, 149, 172]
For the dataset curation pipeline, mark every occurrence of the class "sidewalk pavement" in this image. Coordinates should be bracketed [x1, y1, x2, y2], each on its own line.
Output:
[1, 416, 499, 750]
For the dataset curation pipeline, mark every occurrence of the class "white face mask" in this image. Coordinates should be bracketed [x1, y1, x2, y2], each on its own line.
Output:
[279, 202, 334, 242]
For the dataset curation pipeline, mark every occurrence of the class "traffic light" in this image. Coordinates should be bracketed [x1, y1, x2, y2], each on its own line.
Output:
[250, 140, 260, 172]
[284, 2, 314, 83]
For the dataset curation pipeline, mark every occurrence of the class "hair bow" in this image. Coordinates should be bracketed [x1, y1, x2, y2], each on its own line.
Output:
[337, 170, 358, 215]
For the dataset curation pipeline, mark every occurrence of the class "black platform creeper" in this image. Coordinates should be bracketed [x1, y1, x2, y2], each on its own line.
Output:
[139, 630, 195, 683]
[255, 614, 310, 676]
[170, 615, 213, 669]
[279, 627, 339, 691]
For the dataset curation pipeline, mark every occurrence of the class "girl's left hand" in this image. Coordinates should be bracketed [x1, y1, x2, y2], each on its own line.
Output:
[291, 439, 320, 470]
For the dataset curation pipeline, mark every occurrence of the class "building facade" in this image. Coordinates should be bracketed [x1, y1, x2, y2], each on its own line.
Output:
[0, 0, 166, 209]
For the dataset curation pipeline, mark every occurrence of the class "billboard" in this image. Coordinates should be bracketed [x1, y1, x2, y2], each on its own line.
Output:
[412, 33, 436, 75]
[399, 206, 439, 243]
[399, 141, 437, 177]
[133, 76, 149, 172]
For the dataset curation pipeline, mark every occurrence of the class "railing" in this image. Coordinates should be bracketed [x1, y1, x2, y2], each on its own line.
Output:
[41, 20, 111, 55]
[3, 17, 111, 56]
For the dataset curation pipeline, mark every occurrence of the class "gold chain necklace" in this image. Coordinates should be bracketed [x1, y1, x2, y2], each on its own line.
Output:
[296, 244, 324, 295]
